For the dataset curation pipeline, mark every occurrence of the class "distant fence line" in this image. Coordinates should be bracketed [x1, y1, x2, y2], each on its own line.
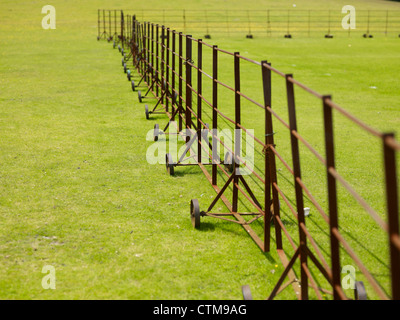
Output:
[98, 9, 400, 38]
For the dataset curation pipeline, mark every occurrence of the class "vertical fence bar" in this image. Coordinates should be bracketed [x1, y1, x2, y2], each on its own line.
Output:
[212, 45, 218, 186]
[156, 24, 159, 97]
[232, 52, 241, 213]
[141, 22, 145, 76]
[151, 24, 154, 84]
[142, 22, 147, 80]
[261, 61, 282, 252]
[132, 18, 136, 65]
[114, 10, 117, 38]
[286, 74, 308, 300]
[146, 22, 150, 84]
[323, 95, 342, 300]
[161, 26, 165, 106]
[178, 32, 183, 132]
[185, 35, 193, 144]
[97, 9, 100, 39]
[134, 20, 138, 67]
[197, 39, 203, 163]
[109, 10, 111, 40]
[137, 23, 141, 73]
[121, 11, 124, 48]
[166, 28, 170, 113]
[126, 15, 129, 43]
[172, 30, 176, 121]
[383, 133, 400, 300]
[262, 60, 272, 252]
[103, 9, 106, 38]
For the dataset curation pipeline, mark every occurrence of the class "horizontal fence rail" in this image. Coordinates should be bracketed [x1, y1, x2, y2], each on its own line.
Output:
[98, 10, 400, 300]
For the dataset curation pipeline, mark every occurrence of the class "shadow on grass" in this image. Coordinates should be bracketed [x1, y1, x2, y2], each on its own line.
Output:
[196, 219, 278, 264]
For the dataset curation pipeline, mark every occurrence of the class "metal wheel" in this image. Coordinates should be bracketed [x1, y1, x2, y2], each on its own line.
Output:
[131, 80, 135, 92]
[190, 199, 200, 228]
[224, 151, 234, 173]
[354, 281, 367, 300]
[165, 153, 174, 176]
[145, 105, 150, 120]
[154, 124, 159, 142]
[138, 90, 142, 103]
[241, 285, 253, 300]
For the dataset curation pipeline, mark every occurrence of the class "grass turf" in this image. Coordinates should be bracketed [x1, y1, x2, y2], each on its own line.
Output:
[0, 0, 399, 299]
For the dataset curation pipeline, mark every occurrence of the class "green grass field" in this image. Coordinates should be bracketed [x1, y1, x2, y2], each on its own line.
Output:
[0, 0, 399, 300]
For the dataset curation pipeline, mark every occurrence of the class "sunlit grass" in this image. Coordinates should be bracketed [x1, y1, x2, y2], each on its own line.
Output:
[0, 0, 399, 300]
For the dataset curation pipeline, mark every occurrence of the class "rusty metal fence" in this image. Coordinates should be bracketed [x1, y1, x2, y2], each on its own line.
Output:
[98, 11, 400, 300]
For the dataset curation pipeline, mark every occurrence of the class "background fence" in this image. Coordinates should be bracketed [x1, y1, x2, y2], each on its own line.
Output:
[98, 11, 400, 300]
[99, 9, 400, 38]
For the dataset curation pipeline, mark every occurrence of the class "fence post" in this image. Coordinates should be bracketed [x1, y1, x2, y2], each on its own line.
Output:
[121, 11, 124, 48]
[383, 133, 400, 300]
[322, 95, 342, 300]
[142, 21, 145, 77]
[137, 23, 142, 73]
[97, 9, 100, 39]
[286, 74, 308, 300]
[151, 24, 154, 84]
[232, 52, 241, 213]
[197, 39, 203, 163]
[261, 61, 282, 252]
[108, 10, 111, 40]
[103, 10, 106, 38]
[146, 22, 150, 84]
[114, 10, 117, 39]
[161, 26, 165, 107]
[185, 35, 193, 144]
[212, 45, 218, 186]
[172, 30, 176, 122]
[166, 28, 170, 113]
[178, 32, 183, 132]
[156, 24, 159, 97]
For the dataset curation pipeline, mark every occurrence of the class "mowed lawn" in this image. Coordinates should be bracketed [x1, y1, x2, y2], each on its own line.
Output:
[0, 0, 399, 300]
